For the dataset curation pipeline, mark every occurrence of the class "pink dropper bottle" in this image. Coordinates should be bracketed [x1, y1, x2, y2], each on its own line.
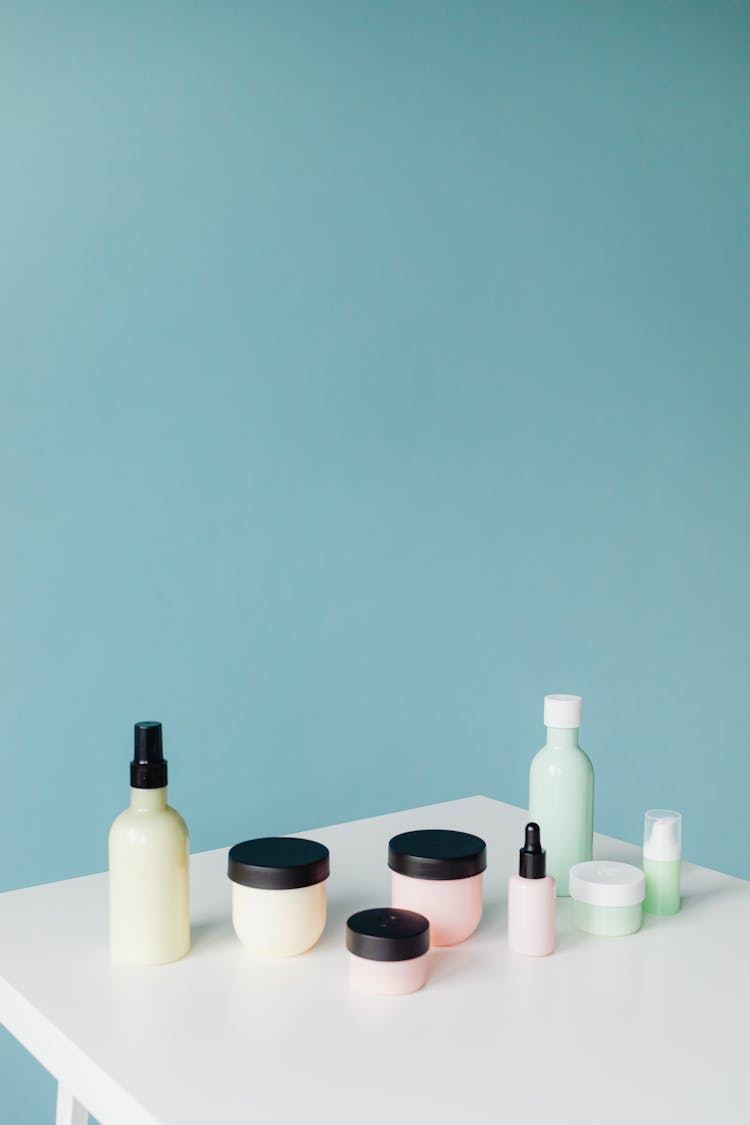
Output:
[507, 822, 556, 956]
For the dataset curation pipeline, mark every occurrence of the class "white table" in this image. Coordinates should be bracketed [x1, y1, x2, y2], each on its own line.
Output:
[1, 796, 749, 1125]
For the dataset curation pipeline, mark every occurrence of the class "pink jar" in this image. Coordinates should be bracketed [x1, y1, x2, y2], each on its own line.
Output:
[389, 829, 487, 946]
[347, 908, 430, 995]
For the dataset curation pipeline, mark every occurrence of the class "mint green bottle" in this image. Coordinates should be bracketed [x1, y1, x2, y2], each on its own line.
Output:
[643, 810, 681, 915]
[528, 694, 594, 897]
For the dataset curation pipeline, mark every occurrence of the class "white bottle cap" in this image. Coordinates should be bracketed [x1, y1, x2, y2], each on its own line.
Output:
[543, 694, 582, 729]
[643, 810, 681, 862]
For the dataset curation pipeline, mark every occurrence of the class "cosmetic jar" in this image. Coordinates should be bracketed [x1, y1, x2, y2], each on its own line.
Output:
[389, 829, 487, 946]
[347, 908, 430, 995]
[228, 837, 329, 956]
[569, 861, 645, 936]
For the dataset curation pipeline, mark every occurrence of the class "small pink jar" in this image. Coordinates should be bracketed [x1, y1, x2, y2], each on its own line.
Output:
[389, 830, 487, 946]
[347, 908, 430, 995]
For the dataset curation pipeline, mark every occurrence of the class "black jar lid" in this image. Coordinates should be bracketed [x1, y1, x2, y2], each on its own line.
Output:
[346, 908, 430, 962]
[388, 829, 487, 881]
[228, 837, 330, 890]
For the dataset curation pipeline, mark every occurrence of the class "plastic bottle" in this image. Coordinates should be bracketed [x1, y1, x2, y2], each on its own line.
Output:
[528, 694, 593, 896]
[643, 810, 681, 916]
[109, 722, 190, 965]
[507, 822, 556, 956]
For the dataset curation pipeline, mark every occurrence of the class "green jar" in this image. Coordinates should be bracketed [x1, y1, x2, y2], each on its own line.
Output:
[569, 861, 645, 937]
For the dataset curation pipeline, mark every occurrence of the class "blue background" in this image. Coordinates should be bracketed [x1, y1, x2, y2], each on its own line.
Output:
[2, 1, 749, 1119]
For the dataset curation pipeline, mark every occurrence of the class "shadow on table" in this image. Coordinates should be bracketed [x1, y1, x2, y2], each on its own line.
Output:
[317, 895, 358, 953]
[190, 917, 235, 951]
[427, 945, 484, 983]
[481, 896, 507, 931]
[674, 880, 746, 914]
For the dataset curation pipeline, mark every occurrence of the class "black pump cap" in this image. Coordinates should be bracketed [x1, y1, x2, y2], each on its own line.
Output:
[130, 721, 168, 789]
[519, 822, 546, 879]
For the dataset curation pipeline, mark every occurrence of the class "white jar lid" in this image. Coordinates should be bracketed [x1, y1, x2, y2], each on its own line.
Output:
[569, 861, 645, 907]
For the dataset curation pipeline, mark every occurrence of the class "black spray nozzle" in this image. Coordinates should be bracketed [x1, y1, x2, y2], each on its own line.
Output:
[519, 821, 546, 879]
[134, 721, 163, 763]
[131, 721, 168, 788]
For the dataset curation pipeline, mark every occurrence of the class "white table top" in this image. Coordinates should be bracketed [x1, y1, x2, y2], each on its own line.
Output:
[2, 796, 749, 1125]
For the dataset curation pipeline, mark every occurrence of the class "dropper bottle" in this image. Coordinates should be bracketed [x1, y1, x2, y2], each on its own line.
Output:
[507, 822, 556, 956]
[108, 722, 190, 964]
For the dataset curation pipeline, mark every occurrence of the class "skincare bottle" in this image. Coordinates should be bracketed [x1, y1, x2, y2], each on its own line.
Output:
[643, 810, 681, 916]
[109, 722, 190, 965]
[529, 694, 593, 896]
[507, 822, 556, 956]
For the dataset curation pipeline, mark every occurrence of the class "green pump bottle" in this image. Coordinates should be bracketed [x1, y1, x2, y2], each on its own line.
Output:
[643, 810, 681, 915]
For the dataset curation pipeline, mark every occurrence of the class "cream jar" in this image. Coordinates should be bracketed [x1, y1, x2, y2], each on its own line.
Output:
[389, 829, 487, 946]
[569, 860, 645, 936]
[347, 908, 430, 995]
[228, 836, 330, 956]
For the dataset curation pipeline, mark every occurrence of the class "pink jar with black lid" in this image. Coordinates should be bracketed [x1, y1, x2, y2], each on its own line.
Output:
[389, 829, 487, 946]
[347, 908, 430, 995]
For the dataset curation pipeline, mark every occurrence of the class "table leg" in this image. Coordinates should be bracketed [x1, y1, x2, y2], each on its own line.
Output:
[55, 1083, 89, 1125]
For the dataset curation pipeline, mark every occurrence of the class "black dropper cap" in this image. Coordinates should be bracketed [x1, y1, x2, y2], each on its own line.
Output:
[130, 721, 168, 789]
[519, 822, 546, 879]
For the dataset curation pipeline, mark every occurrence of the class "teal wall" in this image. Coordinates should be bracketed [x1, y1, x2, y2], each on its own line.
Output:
[2, 0, 749, 1118]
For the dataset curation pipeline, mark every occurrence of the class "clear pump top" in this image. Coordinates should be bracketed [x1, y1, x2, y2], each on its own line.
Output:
[643, 810, 682, 861]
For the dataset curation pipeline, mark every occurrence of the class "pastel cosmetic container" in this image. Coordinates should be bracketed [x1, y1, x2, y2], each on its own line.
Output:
[109, 722, 190, 966]
[389, 829, 487, 946]
[507, 822, 556, 956]
[643, 810, 682, 916]
[347, 908, 430, 995]
[529, 693, 594, 896]
[228, 837, 330, 957]
[569, 861, 645, 936]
